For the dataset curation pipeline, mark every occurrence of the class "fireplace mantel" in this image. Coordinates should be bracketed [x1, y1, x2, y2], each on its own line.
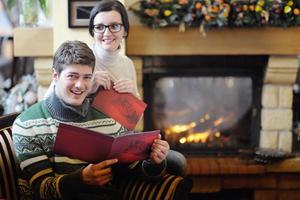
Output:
[126, 26, 300, 56]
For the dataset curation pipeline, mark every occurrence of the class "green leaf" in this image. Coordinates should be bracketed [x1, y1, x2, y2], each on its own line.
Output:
[6, 0, 16, 10]
[39, 0, 48, 16]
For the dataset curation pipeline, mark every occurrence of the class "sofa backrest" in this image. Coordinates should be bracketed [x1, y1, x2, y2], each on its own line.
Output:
[0, 113, 20, 200]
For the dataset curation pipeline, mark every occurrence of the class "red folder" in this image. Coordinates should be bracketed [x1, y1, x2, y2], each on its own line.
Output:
[53, 123, 159, 163]
[92, 88, 147, 130]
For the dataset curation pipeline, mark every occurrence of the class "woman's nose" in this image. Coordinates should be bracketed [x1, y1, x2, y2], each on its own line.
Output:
[103, 27, 112, 35]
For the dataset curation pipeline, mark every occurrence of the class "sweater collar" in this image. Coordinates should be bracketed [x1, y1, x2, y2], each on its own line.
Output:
[44, 90, 90, 122]
[93, 43, 120, 70]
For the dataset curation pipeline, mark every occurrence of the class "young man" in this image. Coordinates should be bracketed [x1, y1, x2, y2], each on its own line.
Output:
[12, 40, 170, 199]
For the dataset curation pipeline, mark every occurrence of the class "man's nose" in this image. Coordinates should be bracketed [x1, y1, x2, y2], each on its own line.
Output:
[75, 79, 84, 88]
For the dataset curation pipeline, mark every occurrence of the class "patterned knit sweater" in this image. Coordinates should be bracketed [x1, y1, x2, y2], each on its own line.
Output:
[12, 93, 146, 199]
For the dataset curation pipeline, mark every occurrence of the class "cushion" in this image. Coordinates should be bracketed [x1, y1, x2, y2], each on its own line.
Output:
[0, 124, 19, 200]
[119, 174, 192, 200]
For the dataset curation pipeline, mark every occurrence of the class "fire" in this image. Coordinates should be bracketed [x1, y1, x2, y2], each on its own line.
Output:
[165, 114, 229, 144]
[165, 122, 196, 135]
[214, 117, 224, 126]
[179, 131, 210, 144]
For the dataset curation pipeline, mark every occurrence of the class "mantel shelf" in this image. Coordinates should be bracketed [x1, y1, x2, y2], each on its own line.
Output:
[126, 26, 300, 56]
[13, 27, 53, 57]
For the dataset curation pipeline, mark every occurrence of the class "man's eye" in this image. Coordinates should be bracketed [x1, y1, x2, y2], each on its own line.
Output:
[67, 74, 77, 79]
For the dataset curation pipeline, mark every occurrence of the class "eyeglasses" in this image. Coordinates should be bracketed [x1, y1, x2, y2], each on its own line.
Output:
[93, 24, 123, 34]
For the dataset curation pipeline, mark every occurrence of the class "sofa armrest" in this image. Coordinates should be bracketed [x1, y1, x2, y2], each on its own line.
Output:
[118, 173, 192, 200]
[0, 113, 20, 200]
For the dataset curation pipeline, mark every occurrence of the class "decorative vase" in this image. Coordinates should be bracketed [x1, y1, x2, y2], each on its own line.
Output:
[19, 0, 39, 27]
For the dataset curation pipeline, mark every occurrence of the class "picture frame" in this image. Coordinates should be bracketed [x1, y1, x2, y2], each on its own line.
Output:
[68, 0, 98, 28]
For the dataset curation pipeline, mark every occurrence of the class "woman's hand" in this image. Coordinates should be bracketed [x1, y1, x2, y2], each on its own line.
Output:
[82, 159, 118, 186]
[90, 70, 111, 94]
[150, 135, 170, 165]
[113, 79, 134, 95]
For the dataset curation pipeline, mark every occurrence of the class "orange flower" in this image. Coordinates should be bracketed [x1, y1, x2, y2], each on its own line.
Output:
[195, 2, 202, 10]
[179, 0, 188, 5]
[215, 0, 224, 3]
[204, 15, 212, 21]
[294, 8, 300, 15]
[144, 9, 159, 16]
[242, 5, 248, 11]
[211, 5, 219, 13]
[249, 5, 255, 11]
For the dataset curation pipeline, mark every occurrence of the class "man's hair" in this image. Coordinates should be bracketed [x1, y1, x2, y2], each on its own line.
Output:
[89, 0, 129, 37]
[53, 40, 95, 74]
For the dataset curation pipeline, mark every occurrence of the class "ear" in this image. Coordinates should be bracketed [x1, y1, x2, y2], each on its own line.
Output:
[52, 68, 59, 82]
[123, 31, 128, 38]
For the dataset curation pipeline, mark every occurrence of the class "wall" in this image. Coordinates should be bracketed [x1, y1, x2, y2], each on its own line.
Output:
[53, 0, 93, 50]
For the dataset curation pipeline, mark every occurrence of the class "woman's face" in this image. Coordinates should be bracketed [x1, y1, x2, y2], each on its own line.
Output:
[93, 10, 126, 52]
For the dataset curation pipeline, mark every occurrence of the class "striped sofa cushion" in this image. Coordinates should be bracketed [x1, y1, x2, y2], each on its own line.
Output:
[0, 125, 19, 200]
[119, 174, 192, 200]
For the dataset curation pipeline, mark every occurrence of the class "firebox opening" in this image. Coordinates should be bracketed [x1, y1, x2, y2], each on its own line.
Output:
[143, 55, 267, 155]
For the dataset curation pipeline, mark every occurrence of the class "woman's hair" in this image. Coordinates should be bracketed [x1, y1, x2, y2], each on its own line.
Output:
[89, 0, 129, 38]
[53, 40, 95, 75]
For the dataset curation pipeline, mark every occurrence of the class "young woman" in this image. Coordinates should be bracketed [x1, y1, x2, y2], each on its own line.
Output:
[88, 0, 139, 97]
[89, 0, 186, 176]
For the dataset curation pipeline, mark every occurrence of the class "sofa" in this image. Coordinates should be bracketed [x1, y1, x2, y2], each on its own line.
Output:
[0, 113, 192, 200]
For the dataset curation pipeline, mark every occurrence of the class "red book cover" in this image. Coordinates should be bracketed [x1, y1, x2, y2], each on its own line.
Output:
[91, 88, 147, 130]
[53, 123, 159, 163]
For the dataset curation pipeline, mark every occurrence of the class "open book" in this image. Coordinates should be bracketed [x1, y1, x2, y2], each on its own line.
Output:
[53, 123, 159, 163]
[92, 87, 147, 130]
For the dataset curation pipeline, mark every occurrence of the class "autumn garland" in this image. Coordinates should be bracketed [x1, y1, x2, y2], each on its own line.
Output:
[130, 0, 300, 33]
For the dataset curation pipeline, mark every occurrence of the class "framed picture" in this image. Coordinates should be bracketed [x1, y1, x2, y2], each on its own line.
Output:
[68, 0, 98, 28]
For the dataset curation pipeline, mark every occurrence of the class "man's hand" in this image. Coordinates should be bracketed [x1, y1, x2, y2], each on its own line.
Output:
[82, 159, 118, 186]
[113, 79, 134, 94]
[150, 135, 170, 165]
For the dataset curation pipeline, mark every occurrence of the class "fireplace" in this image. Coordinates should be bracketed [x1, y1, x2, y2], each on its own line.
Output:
[142, 56, 267, 155]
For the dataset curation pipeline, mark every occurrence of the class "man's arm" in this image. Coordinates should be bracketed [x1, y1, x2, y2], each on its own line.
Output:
[12, 122, 85, 199]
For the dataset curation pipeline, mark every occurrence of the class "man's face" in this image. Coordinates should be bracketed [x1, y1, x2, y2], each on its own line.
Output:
[53, 64, 93, 106]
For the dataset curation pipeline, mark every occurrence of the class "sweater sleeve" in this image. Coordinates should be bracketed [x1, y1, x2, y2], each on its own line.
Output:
[12, 121, 85, 199]
[126, 57, 140, 98]
[124, 159, 167, 181]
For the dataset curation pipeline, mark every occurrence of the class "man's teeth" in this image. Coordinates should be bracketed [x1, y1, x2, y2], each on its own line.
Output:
[72, 91, 83, 95]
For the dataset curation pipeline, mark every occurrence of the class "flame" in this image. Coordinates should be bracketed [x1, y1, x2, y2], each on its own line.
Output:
[179, 131, 210, 144]
[199, 113, 210, 123]
[214, 117, 224, 126]
[165, 114, 230, 144]
[165, 122, 196, 135]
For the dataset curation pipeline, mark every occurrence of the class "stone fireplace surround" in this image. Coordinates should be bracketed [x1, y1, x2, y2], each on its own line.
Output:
[127, 26, 300, 153]
[126, 26, 300, 198]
